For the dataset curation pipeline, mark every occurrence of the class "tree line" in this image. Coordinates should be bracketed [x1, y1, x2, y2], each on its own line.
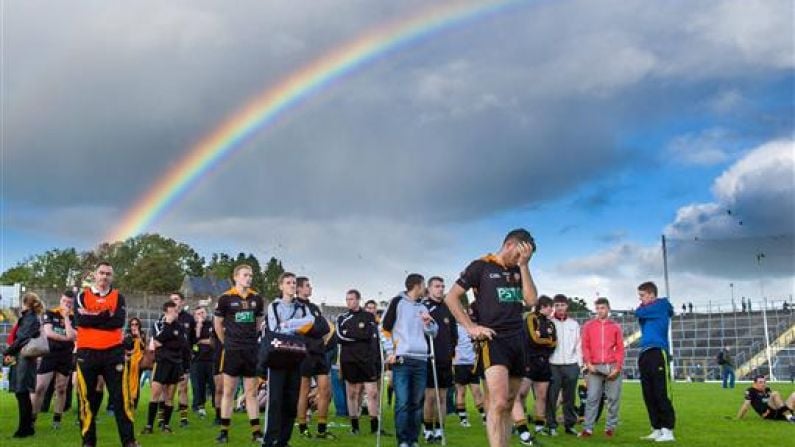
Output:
[0, 233, 285, 297]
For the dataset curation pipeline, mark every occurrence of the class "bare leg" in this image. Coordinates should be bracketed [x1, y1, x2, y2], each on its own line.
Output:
[297, 377, 311, 427]
[485, 366, 513, 447]
[221, 374, 238, 420]
[533, 382, 549, 424]
[364, 381, 380, 418]
[315, 375, 331, 424]
[243, 377, 260, 422]
[32, 372, 55, 415]
[511, 378, 531, 424]
[53, 373, 70, 416]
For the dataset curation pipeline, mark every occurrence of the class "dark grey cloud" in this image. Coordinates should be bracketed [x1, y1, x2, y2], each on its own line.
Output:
[6, 0, 793, 227]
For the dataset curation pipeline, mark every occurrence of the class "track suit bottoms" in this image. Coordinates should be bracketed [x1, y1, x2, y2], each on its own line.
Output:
[76, 346, 135, 446]
[639, 348, 675, 430]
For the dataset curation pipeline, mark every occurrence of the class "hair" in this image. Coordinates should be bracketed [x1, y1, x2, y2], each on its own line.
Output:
[364, 299, 377, 308]
[503, 228, 535, 248]
[22, 292, 45, 315]
[753, 374, 766, 382]
[127, 317, 145, 338]
[536, 295, 553, 311]
[637, 281, 658, 297]
[346, 289, 361, 300]
[553, 294, 568, 304]
[595, 297, 610, 308]
[405, 273, 425, 292]
[163, 301, 178, 312]
[62, 290, 76, 299]
[96, 261, 113, 270]
[279, 272, 296, 284]
[296, 276, 310, 288]
[170, 291, 185, 301]
[233, 264, 253, 277]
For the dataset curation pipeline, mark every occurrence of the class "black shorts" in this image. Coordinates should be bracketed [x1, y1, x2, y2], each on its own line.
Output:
[300, 354, 331, 378]
[525, 355, 551, 382]
[764, 407, 790, 421]
[481, 331, 528, 378]
[427, 363, 453, 389]
[341, 361, 378, 384]
[454, 364, 482, 385]
[153, 361, 184, 385]
[38, 352, 74, 376]
[220, 348, 257, 378]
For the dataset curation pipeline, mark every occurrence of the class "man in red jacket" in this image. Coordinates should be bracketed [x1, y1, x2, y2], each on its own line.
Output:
[579, 297, 624, 438]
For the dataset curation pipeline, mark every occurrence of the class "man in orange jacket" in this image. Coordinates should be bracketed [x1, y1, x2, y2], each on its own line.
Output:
[75, 262, 138, 447]
[579, 297, 624, 438]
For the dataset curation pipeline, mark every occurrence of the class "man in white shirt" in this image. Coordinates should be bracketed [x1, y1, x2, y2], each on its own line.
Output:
[545, 294, 582, 436]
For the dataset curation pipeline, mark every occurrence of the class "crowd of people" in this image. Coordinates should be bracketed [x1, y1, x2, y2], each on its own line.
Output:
[3, 228, 794, 447]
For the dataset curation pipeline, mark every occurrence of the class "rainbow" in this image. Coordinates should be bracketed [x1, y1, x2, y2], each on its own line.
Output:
[108, 0, 525, 242]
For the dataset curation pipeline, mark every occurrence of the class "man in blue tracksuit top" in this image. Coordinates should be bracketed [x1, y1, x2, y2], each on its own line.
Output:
[382, 273, 438, 447]
[635, 281, 676, 443]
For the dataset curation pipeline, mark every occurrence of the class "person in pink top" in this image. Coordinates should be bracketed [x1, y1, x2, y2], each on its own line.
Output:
[579, 297, 624, 438]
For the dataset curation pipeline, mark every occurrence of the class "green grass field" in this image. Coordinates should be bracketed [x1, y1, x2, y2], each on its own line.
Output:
[1, 382, 793, 446]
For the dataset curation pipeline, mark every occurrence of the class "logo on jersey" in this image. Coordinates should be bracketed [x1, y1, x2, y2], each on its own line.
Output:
[358, 322, 365, 328]
[489, 273, 501, 279]
[496, 287, 522, 303]
[235, 311, 254, 323]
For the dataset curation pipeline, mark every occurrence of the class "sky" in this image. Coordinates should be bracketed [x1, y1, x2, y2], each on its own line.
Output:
[2, 0, 794, 309]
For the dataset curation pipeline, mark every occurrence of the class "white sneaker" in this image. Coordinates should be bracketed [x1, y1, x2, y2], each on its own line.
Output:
[641, 429, 662, 441]
[424, 429, 434, 443]
[459, 419, 471, 428]
[655, 428, 675, 442]
[518, 431, 534, 445]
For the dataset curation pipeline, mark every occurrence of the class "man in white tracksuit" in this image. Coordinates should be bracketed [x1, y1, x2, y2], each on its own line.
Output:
[545, 294, 582, 436]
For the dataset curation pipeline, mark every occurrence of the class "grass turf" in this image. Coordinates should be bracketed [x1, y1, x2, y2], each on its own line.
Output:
[1, 381, 792, 446]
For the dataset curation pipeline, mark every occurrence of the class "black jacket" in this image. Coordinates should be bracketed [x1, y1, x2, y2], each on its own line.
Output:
[153, 318, 186, 364]
[336, 309, 377, 364]
[297, 298, 331, 354]
[4, 310, 41, 357]
[422, 298, 457, 365]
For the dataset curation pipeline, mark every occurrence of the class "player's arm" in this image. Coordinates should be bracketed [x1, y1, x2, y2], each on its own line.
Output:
[736, 400, 750, 419]
[445, 283, 475, 331]
[43, 322, 71, 342]
[76, 294, 126, 329]
[213, 296, 228, 344]
[517, 242, 538, 307]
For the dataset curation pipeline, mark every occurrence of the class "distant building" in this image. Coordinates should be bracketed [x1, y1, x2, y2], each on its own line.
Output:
[180, 275, 232, 301]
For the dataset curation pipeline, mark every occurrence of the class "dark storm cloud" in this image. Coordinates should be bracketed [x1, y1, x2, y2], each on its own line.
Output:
[5, 0, 793, 225]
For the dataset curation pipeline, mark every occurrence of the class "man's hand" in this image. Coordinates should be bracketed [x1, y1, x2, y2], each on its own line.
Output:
[467, 325, 495, 341]
[3, 355, 14, 365]
[386, 355, 396, 365]
[518, 241, 534, 265]
[607, 370, 621, 381]
[587, 363, 597, 374]
[420, 312, 433, 327]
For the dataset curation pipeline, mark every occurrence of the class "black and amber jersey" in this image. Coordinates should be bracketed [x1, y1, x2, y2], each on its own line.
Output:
[214, 288, 265, 350]
[152, 318, 186, 364]
[526, 312, 557, 355]
[193, 320, 215, 362]
[42, 307, 75, 353]
[422, 298, 458, 365]
[456, 255, 524, 336]
[745, 387, 774, 416]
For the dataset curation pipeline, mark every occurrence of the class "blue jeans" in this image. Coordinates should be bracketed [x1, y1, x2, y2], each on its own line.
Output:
[721, 365, 735, 388]
[393, 358, 427, 444]
[330, 368, 348, 417]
